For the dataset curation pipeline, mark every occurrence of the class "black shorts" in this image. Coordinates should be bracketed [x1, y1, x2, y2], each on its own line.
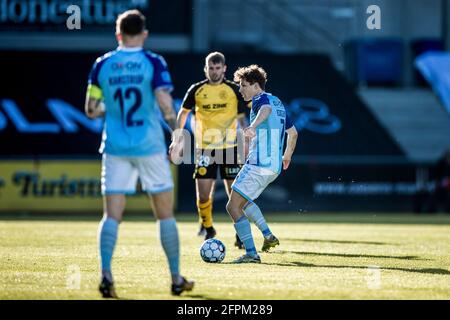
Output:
[193, 147, 242, 180]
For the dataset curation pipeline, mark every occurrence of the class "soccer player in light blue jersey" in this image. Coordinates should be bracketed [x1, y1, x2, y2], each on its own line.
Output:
[85, 10, 194, 297]
[227, 65, 298, 263]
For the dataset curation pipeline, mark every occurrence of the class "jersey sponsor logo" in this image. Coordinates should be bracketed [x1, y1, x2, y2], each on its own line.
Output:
[213, 104, 227, 109]
[276, 109, 286, 117]
[195, 86, 204, 95]
[108, 75, 144, 85]
[224, 167, 240, 175]
[202, 103, 227, 110]
[197, 167, 207, 176]
[111, 62, 142, 71]
[219, 90, 228, 100]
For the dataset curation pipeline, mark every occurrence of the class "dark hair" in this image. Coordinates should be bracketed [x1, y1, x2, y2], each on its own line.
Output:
[233, 64, 267, 90]
[205, 52, 226, 65]
[116, 10, 146, 36]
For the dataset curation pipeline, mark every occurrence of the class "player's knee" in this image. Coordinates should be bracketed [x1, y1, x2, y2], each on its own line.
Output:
[225, 200, 235, 215]
[151, 201, 174, 220]
[154, 209, 174, 220]
[104, 212, 122, 223]
[198, 195, 210, 203]
[242, 201, 253, 212]
[198, 196, 211, 205]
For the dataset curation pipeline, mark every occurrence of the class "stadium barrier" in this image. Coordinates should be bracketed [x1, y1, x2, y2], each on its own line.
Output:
[0, 160, 177, 212]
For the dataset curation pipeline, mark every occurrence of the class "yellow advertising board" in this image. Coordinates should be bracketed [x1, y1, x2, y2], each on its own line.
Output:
[0, 160, 177, 212]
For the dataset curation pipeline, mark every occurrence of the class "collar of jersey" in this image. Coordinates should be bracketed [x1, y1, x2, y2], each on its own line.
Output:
[117, 46, 144, 52]
[253, 91, 266, 100]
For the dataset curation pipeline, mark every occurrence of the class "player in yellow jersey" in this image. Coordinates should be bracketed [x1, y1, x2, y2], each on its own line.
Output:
[171, 52, 248, 244]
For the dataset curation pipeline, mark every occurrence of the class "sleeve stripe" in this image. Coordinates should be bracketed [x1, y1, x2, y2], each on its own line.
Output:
[154, 84, 174, 93]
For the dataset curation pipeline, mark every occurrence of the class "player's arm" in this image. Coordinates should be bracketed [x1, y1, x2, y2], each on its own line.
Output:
[85, 58, 105, 119]
[167, 106, 190, 164]
[155, 88, 177, 131]
[167, 106, 191, 157]
[282, 125, 298, 170]
[244, 105, 272, 138]
[237, 113, 248, 128]
[85, 85, 104, 119]
[177, 84, 197, 131]
[176, 108, 192, 132]
[172, 84, 196, 143]
[150, 54, 177, 131]
[168, 84, 196, 163]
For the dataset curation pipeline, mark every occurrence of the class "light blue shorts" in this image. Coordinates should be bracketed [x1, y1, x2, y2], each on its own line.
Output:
[231, 164, 278, 202]
[102, 153, 174, 195]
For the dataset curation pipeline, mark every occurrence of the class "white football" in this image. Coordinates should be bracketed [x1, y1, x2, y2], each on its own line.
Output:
[200, 239, 226, 263]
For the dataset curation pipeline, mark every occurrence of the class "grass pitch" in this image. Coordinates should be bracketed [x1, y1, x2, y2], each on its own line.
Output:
[0, 213, 449, 300]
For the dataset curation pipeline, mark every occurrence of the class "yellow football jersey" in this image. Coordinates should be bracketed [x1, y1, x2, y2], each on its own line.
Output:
[181, 79, 247, 149]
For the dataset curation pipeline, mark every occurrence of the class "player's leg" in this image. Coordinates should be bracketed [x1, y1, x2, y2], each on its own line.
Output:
[224, 178, 244, 249]
[98, 194, 125, 297]
[243, 201, 280, 252]
[196, 178, 217, 239]
[149, 190, 194, 295]
[98, 154, 137, 298]
[194, 149, 218, 239]
[221, 146, 245, 249]
[231, 164, 280, 253]
[242, 170, 280, 252]
[226, 190, 260, 263]
[138, 153, 194, 295]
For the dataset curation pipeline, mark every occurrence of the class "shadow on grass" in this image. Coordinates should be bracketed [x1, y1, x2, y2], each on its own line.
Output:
[186, 294, 228, 300]
[114, 297, 134, 301]
[264, 261, 450, 275]
[276, 250, 425, 261]
[100, 293, 222, 301]
[283, 238, 392, 246]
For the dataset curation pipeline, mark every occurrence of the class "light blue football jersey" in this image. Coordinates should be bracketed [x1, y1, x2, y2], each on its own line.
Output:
[88, 47, 173, 156]
[247, 92, 294, 174]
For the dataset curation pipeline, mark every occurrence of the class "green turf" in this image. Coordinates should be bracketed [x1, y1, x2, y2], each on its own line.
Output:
[1, 213, 450, 300]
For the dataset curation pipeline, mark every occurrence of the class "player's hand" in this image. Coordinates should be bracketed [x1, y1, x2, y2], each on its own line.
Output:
[244, 126, 256, 138]
[282, 157, 291, 170]
[168, 139, 183, 164]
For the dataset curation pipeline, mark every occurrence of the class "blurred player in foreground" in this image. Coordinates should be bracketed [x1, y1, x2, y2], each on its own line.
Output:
[227, 65, 298, 263]
[171, 52, 248, 246]
[85, 10, 194, 297]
